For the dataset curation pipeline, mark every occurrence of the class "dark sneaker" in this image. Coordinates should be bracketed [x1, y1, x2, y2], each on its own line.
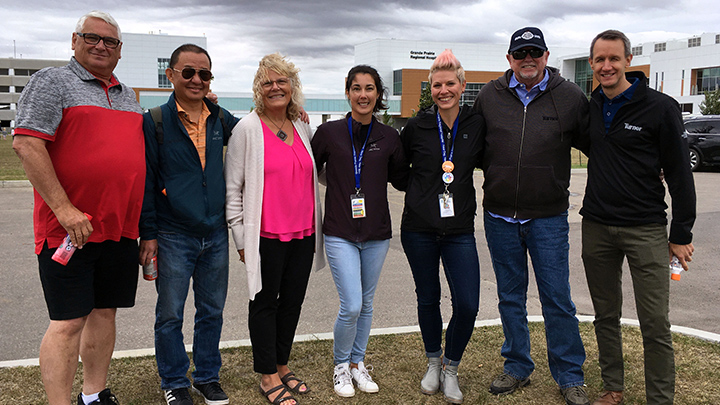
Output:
[164, 387, 194, 405]
[192, 382, 229, 405]
[561, 385, 590, 405]
[77, 388, 120, 405]
[489, 373, 530, 395]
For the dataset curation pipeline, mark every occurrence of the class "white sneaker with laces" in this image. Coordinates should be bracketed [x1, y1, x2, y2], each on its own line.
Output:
[351, 361, 379, 393]
[333, 363, 355, 397]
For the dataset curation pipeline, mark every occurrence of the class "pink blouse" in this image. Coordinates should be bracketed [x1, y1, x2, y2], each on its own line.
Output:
[260, 121, 315, 241]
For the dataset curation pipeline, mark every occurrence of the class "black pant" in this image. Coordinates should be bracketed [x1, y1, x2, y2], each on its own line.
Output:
[249, 235, 315, 374]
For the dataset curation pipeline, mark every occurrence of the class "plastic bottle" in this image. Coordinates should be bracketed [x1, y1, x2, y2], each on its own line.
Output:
[670, 256, 683, 281]
[51, 213, 92, 266]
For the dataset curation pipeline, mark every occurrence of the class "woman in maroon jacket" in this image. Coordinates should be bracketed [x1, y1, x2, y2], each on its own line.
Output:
[311, 65, 407, 398]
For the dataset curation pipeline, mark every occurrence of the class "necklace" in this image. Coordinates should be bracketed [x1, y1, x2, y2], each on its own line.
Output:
[263, 113, 288, 141]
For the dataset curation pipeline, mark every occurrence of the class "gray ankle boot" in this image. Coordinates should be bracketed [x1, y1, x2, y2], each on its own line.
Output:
[440, 364, 463, 404]
[420, 357, 442, 395]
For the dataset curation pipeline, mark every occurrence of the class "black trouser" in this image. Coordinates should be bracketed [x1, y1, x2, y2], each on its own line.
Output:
[249, 235, 315, 374]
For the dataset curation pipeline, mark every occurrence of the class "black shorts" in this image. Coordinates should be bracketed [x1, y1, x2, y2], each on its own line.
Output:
[38, 237, 139, 320]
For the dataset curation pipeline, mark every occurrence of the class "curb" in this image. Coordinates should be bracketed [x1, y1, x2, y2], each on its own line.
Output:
[2, 316, 718, 369]
[0, 180, 31, 188]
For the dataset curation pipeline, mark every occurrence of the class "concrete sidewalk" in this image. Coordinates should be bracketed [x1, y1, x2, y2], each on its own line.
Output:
[1, 170, 719, 364]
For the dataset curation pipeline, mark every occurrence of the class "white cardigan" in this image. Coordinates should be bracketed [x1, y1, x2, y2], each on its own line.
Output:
[225, 110, 325, 300]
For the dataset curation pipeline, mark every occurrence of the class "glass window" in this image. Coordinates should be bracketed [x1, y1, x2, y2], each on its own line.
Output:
[14, 86, 24, 93]
[0, 86, 10, 93]
[631, 46, 642, 56]
[654, 42, 666, 52]
[392, 70, 402, 96]
[688, 37, 701, 48]
[716, 34, 720, 44]
[685, 120, 719, 134]
[0, 68, 8, 75]
[460, 83, 484, 106]
[158, 58, 171, 88]
[695, 67, 720, 95]
[574, 59, 594, 96]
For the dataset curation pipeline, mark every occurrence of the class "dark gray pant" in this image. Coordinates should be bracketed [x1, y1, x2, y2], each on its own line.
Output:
[582, 219, 674, 405]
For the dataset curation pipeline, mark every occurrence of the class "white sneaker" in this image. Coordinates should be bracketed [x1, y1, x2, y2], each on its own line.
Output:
[351, 361, 379, 393]
[333, 363, 355, 397]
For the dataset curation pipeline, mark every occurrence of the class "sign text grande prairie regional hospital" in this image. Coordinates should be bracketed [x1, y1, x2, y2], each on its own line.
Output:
[410, 50, 436, 60]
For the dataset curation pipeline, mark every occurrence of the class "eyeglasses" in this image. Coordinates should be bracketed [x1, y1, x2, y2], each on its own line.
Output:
[510, 48, 545, 60]
[76, 32, 121, 49]
[173, 68, 213, 82]
[261, 78, 291, 89]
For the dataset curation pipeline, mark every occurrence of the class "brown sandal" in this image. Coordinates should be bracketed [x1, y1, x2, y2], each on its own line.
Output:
[280, 371, 311, 394]
[259, 383, 297, 405]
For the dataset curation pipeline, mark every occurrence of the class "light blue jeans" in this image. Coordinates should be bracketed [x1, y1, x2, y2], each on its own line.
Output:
[325, 235, 390, 365]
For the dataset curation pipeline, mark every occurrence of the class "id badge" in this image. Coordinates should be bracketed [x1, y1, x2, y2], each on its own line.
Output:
[351, 193, 366, 219]
[438, 193, 455, 218]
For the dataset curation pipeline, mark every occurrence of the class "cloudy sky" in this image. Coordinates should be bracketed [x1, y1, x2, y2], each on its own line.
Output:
[2, 0, 718, 94]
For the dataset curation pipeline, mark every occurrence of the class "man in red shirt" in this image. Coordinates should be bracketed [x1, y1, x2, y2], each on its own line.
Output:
[13, 10, 144, 405]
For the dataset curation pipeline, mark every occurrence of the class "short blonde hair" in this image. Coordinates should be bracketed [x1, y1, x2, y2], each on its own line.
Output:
[252, 53, 304, 121]
[428, 49, 465, 84]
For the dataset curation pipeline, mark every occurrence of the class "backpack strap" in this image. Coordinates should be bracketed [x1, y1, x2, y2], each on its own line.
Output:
[149, 106, 164, 145]
[217, 107, 233, 143]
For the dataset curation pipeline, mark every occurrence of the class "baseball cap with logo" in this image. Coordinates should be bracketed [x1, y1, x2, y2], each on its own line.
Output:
[508, 27, 548, 53]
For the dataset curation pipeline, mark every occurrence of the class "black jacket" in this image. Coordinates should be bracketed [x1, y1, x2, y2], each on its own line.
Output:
[580, 71, 696, 244]
[400, 104, 484, 234]
[473, 67, 589, 219]
[312, 113, 408, 242]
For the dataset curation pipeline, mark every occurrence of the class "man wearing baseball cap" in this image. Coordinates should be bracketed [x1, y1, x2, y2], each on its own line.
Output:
[473, 27, 590, 405]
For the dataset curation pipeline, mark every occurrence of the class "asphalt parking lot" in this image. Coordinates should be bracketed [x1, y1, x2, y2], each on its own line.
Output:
[1, 169, 718, 364]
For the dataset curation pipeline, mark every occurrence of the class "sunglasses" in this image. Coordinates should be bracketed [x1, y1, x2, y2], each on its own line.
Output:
[76, 32, 121, 49]
[511, 48, 545, 60]
[173, 67, 213, 82]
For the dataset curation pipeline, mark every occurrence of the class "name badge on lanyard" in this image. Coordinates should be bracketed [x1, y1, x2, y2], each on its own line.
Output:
[348, 116, 372, 219]
[437, 112, 459, 218]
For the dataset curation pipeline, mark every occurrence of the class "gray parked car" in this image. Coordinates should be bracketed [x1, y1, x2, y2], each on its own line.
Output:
[684, 115, 720, 171]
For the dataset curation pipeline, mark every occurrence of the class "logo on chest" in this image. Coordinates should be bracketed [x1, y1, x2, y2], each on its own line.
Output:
[624, 123, 642, 132]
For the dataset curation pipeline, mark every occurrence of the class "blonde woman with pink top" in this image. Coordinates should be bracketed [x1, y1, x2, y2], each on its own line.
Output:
[225, 53, 324, 405]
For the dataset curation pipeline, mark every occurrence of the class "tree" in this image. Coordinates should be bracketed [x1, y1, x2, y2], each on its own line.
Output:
[699, 88, 720, 115]
[381, 110, 395, 127]
[417, 84, 434, 113]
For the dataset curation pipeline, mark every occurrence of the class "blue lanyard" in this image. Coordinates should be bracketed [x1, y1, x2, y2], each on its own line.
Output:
[436, 112, 459, 163]
[348, 116, 373, 191]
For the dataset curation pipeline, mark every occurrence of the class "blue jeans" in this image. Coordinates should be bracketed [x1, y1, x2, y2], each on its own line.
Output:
[154, 227, 229, 390]
[401, 231, 480, 365]
[484, 211, 585, 389]
[325, 235, 390, 365]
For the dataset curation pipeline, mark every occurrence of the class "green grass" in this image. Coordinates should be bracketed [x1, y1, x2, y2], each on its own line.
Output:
[1, 323, 718, 404]
[571, 147, 588, 168]
[0, 138, 27, 181]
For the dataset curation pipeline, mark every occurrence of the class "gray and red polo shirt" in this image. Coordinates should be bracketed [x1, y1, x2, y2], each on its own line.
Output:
[14, 57, 145, 254]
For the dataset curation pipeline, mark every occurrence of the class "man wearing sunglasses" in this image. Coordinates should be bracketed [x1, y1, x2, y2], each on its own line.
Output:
[473, 27, 590, 405]
[138, 44, 239, 405]
[13, 11, 144, 405]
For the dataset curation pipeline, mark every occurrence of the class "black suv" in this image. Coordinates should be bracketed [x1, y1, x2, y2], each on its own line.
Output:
[683, 115, 720, 171]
